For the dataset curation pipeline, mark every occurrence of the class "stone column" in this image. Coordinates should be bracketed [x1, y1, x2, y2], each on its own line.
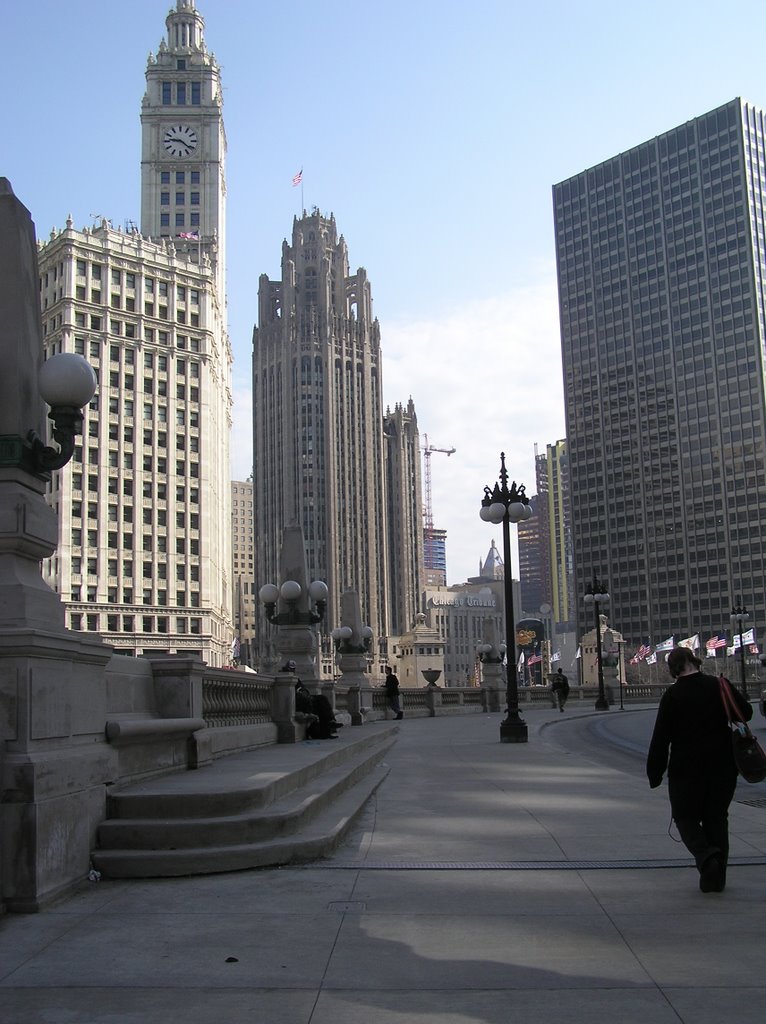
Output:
[0, 181, 113, 913]
[480, 661, 505, 712]
[335, 590, 373, 725]
[271, 669, 300, 743]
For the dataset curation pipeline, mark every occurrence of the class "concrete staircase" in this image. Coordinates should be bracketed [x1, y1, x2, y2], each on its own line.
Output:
[92, 722, 397, 878]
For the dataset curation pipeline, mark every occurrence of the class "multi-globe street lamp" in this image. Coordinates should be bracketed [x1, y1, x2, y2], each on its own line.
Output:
[258, 578, 328, 627]
[584, 575, 610, 711]
[730, 600, 750, 700]
[479, 452, 532, 743]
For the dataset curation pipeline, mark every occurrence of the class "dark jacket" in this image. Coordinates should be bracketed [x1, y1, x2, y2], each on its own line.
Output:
[384, 672, 400, 697]
[646, 672, 752, 789]
[552, 673, 569, 696]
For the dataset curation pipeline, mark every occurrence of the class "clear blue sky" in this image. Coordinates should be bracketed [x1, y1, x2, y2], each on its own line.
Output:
[4, 0, 766, 585]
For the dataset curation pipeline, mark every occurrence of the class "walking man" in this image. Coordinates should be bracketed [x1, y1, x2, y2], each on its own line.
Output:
[551, 668, 570, 712]
[384, 666, 404, 720]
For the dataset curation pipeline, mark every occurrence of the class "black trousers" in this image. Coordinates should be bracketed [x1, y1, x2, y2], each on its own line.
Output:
[669, 768, 737, 875]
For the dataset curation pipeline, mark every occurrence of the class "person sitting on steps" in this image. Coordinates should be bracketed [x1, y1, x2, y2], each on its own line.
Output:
[282, 661, 343, 739]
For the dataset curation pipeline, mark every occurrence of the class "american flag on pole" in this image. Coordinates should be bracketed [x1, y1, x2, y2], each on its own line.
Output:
[706, 633, 727, 650]
[630, 642, 651, 665]
[527, 649, 542, 666]
[292, 168, 303, 186]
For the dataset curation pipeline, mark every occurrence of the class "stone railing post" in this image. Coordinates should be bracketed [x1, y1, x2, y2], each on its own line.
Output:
[146, 654, 205, 719]
[425, 686, 442, 717]
[272, 670, 300, 743]
[337, 650, 370, 725]
[480, 661, 505, 712]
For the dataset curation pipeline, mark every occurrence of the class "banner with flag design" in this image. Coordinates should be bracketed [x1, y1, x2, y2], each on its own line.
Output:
[678, 634, 700, 650]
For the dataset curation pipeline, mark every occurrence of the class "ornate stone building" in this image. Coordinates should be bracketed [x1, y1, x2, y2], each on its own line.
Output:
[232, 479, 256, 665]
[384, 399, 424, 638]
[38, 0, 232, 664]
[252, 212, 422, 669]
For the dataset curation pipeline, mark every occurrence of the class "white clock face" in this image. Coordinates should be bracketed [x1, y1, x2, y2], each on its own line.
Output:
[163, 125, 198, 158]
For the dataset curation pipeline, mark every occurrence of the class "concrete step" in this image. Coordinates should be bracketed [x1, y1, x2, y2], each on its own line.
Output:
[92, 724, 397, 878]
[104, 723, 396, 820]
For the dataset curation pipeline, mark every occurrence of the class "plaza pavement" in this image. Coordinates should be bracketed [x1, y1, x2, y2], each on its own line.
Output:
[2, 704, 766, 1024]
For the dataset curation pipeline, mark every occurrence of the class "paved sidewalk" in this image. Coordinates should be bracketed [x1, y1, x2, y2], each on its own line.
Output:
[2, 706, 766, 1023]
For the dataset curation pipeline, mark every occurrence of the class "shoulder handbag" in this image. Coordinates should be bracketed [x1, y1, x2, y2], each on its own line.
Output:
[718, 676, 766, 783]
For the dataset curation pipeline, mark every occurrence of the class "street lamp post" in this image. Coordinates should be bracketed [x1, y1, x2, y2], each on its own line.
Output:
[479, 452, 532, 743]
[584, 575, 609, 711]
[730, 599, 750, 700]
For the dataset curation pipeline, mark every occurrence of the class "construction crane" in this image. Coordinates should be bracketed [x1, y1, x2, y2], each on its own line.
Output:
[422, 435, 456, 570]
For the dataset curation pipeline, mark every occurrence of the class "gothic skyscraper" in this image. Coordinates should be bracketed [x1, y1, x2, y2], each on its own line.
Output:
[252, 212, 422, 663]
[38, 0, 232, 664]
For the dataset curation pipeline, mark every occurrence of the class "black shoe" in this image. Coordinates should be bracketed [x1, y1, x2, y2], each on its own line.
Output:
[330, 721, 344, 729]
[700, 855, 724, 893]
[396, 711, 404, 720]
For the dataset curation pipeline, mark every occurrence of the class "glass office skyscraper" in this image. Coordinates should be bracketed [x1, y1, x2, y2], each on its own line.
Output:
[554, 98, 766, 650]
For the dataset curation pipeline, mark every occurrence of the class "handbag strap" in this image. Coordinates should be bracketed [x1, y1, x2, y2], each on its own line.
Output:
[718, 676, 744, 725]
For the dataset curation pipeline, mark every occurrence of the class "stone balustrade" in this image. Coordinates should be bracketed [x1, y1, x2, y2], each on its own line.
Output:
[202, 670, 274, 727]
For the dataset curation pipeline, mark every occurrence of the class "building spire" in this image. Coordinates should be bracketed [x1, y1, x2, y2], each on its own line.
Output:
[165, 0, 206, 53]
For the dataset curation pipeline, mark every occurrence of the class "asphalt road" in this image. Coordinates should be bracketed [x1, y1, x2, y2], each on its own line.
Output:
[543, 703, 766, 804]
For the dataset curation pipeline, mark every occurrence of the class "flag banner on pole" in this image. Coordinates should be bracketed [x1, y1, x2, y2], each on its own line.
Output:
[517, 651, 525, 671]
[655, 636, 675, 652]
[646, 652, 657, 665]
[678, 634, 699, 650]
[727, 646, 735, 657]
[551, 650, 561, 663]
[706, 647, 718, 658]
[706, 633, 727, 650]
[750, 644, 760, 655]
[733, 628, 756, 648]
[231, 636, 240, 660]
[292, 168, 303, 186]
[575, 646, 581, 660]
[631, 642, 651, 664]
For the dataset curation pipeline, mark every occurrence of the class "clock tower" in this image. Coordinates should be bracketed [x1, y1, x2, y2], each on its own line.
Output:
[141, 0, 226, 296]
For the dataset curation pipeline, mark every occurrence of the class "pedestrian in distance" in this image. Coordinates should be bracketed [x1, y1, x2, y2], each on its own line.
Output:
[551, 668, 570, 711]
[646, 645, 752, 893]
[384, 666, 404, 720]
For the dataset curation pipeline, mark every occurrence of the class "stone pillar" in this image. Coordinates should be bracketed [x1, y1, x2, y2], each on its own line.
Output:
[480, 661, 505, 712]
[0, 181, 112, 913]
[335, 590, 373, 725]
[271, 524, 324, 691]
[425, 685, 442, 717]
[271, 670, 300, 743]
